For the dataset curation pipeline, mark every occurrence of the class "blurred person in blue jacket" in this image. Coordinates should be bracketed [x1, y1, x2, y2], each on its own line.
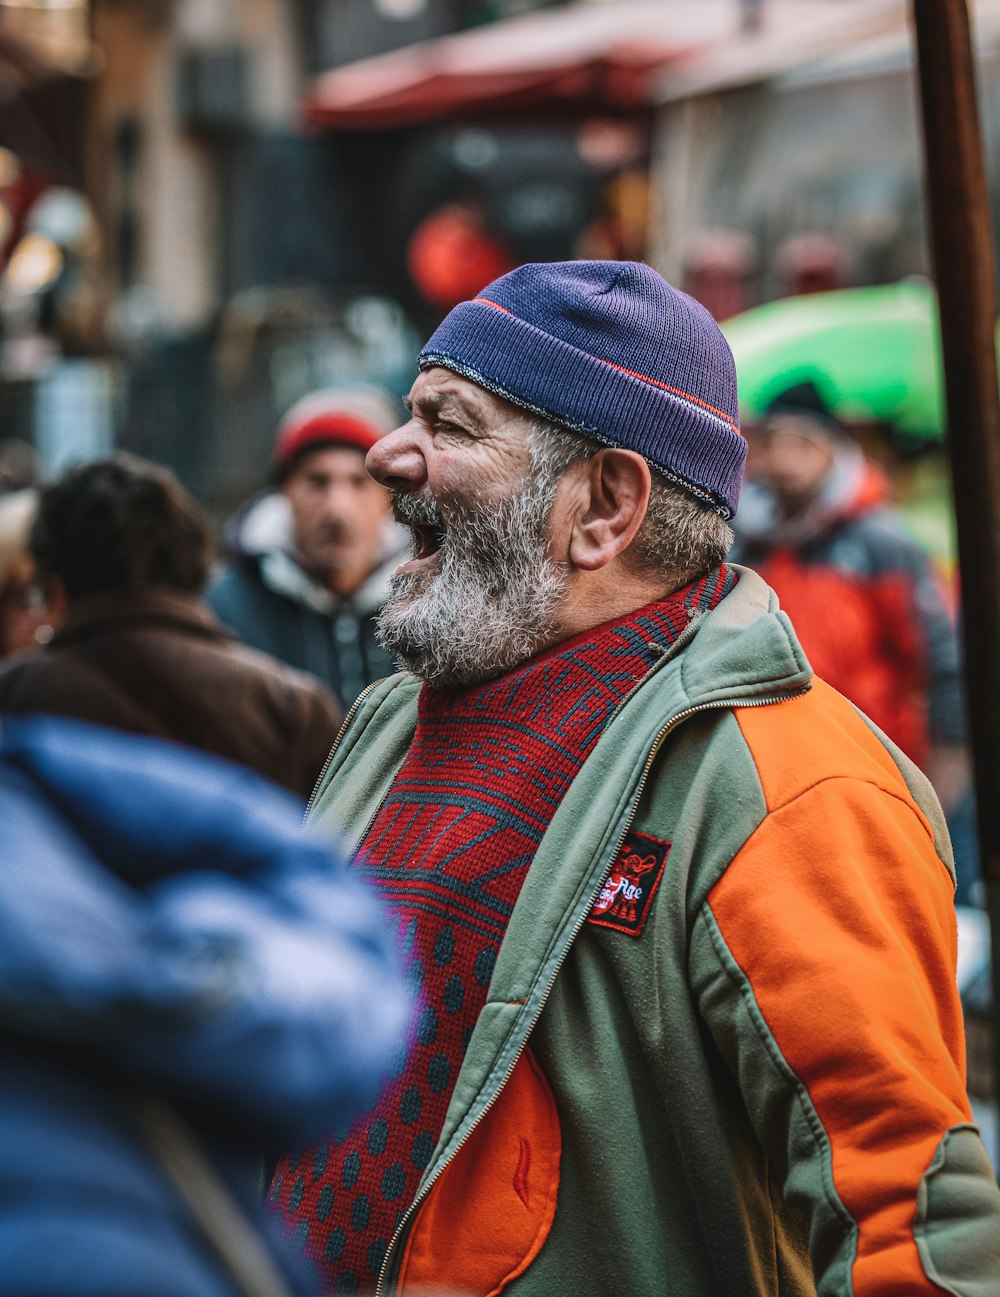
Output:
[0, 714, 411, 1297]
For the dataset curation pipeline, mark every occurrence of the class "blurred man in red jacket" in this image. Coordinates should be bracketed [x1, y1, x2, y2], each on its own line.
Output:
[730, 381, 969, 817]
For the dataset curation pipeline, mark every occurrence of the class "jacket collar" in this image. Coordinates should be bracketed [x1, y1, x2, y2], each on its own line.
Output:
[258, 546, 403, 618]
[658, 563, 813, 707]
[51, 587, 229, 646]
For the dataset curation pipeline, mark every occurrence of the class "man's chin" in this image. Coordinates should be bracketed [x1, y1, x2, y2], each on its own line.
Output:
[385, 567, 434, 605]
[377, 594, 563, 690]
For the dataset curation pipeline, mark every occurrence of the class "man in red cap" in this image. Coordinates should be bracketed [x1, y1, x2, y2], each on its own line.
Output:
[207, 386, 406, 707]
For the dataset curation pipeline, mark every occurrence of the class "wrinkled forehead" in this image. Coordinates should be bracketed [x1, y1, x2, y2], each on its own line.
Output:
[407, 366, 534, 436]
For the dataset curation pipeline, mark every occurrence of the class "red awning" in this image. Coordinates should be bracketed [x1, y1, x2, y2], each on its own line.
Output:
[305, 0, 913, 132]
[304, 0, 738, 130]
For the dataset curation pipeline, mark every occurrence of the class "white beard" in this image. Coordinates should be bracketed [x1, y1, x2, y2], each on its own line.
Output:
[377, 481, 568, 688]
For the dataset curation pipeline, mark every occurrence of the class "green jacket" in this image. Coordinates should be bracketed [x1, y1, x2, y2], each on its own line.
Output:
[308, 567, 1000, 1296]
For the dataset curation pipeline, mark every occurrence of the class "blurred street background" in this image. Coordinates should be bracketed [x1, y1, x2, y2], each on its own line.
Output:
[0, 0, 997, 1146]
[0, 0, 979, 521]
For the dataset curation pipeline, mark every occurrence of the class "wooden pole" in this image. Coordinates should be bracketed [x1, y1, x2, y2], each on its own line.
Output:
[911, 0, 1000, 1148]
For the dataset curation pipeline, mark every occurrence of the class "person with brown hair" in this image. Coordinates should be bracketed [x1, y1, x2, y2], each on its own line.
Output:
[0, 453, 342, 798]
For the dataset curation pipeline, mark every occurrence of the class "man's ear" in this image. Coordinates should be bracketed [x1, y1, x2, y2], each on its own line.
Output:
[568, 449, 651, 572]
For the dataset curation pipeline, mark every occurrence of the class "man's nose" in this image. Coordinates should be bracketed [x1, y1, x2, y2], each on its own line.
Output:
[366, 423, 427, 492]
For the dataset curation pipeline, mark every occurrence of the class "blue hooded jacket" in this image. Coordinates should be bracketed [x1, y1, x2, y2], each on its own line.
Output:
[0, 715, 411, 1297]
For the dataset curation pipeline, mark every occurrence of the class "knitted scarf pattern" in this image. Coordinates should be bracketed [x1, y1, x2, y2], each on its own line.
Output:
[271, 566, 737, 1294]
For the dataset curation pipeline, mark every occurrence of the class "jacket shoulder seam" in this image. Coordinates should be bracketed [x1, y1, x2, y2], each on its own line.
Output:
[765, 775, 931, 831]
[738, 774, 952, 896]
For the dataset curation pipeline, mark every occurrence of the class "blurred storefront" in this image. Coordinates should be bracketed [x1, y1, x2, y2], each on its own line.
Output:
[0, 0, 449, 507]
[649, 1, 1000, 299]
[3, 0, 1000, 512]
[296, 0, 956, 345]
[647, 0, 1000, 570]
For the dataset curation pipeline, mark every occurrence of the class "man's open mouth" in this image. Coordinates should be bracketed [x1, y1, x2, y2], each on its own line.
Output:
[392, 492, 448, 563]
[413, 522, 446, 560]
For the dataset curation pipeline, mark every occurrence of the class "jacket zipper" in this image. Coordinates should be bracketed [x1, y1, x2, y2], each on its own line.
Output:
[302, 678, 386, 825]
[374, 685, 807, 1296]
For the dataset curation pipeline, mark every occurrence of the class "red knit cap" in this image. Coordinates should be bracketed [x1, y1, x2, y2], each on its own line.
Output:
[272, 387, 399, 479]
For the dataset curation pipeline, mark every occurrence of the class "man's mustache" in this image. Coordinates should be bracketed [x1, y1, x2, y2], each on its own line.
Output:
[391, 491, 446, 531]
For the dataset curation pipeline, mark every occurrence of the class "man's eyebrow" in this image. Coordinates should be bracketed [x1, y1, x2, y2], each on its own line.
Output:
[406, 389, 488, 431]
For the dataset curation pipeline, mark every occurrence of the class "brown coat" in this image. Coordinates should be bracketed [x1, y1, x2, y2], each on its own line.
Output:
[0, 586, 343, 799]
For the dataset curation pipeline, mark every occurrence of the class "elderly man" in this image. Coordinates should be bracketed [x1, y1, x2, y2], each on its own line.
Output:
[271, 262, 1000, 1295]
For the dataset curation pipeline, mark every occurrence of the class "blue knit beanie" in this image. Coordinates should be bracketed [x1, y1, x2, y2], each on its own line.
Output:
[419, 260, 745, 517]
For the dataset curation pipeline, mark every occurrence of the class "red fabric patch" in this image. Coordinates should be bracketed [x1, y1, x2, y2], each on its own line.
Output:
[589, 830, 670, 937]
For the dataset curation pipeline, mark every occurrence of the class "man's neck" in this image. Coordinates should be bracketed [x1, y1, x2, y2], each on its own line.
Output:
[546, 564, 685, 648]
